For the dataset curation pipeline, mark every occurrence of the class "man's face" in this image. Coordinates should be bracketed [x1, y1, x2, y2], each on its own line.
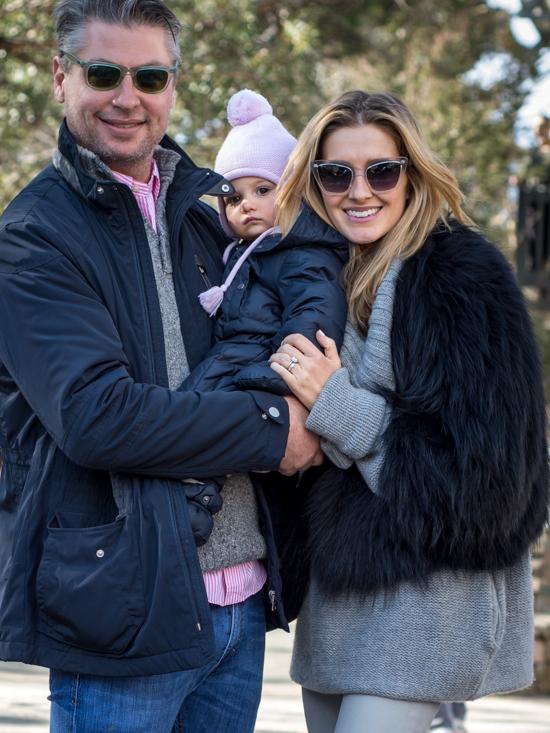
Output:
[53, 21, 177, 181]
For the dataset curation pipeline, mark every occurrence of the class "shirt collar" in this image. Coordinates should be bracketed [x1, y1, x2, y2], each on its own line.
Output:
[111, 160, 161, 203]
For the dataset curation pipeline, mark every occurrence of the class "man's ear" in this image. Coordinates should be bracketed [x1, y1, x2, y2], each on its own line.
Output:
[53, 56, 67, 103]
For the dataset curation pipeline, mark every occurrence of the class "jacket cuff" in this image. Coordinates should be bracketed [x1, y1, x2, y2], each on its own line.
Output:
[320, 438, 353, 469]
[306, 368, 387, 460]
[248, 391, 289, 469]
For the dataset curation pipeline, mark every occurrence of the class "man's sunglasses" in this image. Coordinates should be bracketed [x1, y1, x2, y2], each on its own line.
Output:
[311, 157, 408, 195]
[59, 51, 179, 94]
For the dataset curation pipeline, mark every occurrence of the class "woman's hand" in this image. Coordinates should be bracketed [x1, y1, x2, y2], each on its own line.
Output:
[269, 330, 341, 410]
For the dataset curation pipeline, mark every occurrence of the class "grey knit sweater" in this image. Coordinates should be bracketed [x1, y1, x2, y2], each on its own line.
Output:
[291, 258, 534, 701]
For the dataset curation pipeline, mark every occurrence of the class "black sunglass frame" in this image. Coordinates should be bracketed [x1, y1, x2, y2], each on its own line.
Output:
[59, 50, 179, 93]
[311, 157, 409, 194]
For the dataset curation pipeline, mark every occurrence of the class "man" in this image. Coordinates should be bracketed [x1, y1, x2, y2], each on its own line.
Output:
[0, 1, 322, 731]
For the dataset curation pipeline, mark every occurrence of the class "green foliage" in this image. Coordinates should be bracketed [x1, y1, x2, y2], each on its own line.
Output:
[169, 0, 323, 162]
[0, 0, 59, 202]
[0, 0, 543, 246]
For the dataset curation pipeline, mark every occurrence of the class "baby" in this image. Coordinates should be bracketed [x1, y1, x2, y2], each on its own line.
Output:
[181, 89, 348, 545]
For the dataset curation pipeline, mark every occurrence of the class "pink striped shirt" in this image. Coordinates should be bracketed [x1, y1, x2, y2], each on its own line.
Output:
[203, 561, 267, 606]
[112, 161, 161, 232]
[116, 161, 267, 607]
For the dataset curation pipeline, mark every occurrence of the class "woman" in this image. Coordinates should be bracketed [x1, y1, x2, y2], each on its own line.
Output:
[269, 91, 549, 733]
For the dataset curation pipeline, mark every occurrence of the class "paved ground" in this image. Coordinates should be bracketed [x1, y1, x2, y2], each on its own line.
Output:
[1, 627, 550, 732]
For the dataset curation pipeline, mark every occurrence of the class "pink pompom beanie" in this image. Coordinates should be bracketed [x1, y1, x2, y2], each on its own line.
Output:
[197, 90, 296, 315]
[215, 89, 296, 235]
[215, 89, 296, 185]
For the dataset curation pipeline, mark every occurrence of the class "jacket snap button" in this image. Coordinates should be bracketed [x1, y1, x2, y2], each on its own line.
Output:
[221, 184, 231, 193]
[96, 186, 104, 195]
[202, 495, 211, 504]
[268, 406, 280, 418]
[261, 413, 268, 420]
[96, 549, 105, 558]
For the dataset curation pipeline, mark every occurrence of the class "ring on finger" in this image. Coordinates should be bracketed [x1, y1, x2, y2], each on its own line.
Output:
[287, 355, 299, 372]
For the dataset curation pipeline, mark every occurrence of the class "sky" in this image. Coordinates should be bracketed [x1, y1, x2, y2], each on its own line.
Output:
[486, 0, 550, 145]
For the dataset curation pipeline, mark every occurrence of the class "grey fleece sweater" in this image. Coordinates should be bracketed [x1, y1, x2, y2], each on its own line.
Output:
[291, 257, 534, 701]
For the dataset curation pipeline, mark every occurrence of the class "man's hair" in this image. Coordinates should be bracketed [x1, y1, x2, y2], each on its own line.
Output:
[55, 0, 182, 63]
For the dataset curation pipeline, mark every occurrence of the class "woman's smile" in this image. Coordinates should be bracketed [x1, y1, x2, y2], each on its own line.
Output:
[344, 206, 382, 220]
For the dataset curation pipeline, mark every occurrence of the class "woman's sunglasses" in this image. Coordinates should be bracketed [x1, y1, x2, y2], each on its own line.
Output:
[311, 157, 408, 195]
[59, 51, 179, 94]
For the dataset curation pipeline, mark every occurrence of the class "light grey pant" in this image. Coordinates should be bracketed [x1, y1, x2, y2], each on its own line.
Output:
[302, 688, 439, 733]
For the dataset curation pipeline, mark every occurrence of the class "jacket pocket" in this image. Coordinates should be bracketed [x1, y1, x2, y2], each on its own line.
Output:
[488, 570, 506, 652]
[36, 512, 145, 654]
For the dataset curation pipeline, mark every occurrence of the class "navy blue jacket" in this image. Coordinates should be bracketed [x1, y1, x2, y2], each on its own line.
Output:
[0, 122, 294, 675]
[183, 207, 348, 394]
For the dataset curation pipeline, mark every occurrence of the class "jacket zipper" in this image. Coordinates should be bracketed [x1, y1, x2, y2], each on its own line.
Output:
[119, 188, 157, 382]
[169, 170, 217, 248]
[168, 486, 203, 632]
[194, 254, 213, 289]
[268, 589, 277, 612]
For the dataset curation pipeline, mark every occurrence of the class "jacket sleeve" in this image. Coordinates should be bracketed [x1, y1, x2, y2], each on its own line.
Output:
[178, 340, 271, 392]
[233, 245, 348, 392]
[0, 222, 288, 479]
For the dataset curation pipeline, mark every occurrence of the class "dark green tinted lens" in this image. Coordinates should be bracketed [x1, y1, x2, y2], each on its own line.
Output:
[86, 63, 122, 90]
[135, 68, 170, 93]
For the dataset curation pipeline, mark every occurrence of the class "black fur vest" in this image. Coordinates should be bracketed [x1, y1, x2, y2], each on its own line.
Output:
[283, 223, 549, 603]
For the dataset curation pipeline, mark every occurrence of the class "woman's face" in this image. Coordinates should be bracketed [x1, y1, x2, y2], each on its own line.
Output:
[318, 123, 408, 245]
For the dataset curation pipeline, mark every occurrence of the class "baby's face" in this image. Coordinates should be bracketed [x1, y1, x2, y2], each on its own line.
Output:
[223, 176, 277, 241]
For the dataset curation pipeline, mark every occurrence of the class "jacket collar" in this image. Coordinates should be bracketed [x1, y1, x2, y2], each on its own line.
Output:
[253, 204, 349, 258]
[54, 119, 231, 210]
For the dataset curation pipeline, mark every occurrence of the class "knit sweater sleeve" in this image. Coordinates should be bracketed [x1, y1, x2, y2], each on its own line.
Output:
[305, 259, 402, 493]
[306, 369, 390, 492]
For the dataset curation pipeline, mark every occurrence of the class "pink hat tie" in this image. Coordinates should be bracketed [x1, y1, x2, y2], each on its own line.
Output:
[198, 226, 280, 316]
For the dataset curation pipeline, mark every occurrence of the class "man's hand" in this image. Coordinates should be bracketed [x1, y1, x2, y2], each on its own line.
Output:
[278, 396, 324, 476]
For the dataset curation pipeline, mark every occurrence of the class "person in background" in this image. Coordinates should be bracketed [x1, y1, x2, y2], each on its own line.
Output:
[270, 90, 549, 733]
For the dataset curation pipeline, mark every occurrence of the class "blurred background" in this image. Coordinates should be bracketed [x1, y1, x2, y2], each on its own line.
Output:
[3, 0, 550, 331]
[1, 1, 550, 729]
[0, 0, 549, 237]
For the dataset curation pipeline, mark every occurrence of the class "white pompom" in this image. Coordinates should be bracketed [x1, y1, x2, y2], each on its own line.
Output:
[227, 89, 272, 127]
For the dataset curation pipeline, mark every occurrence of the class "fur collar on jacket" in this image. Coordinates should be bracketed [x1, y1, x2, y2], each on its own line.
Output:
[285, 222, 549, 599]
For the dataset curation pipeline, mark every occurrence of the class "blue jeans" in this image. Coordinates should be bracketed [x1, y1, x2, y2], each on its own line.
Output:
[49, 591, 266, 733]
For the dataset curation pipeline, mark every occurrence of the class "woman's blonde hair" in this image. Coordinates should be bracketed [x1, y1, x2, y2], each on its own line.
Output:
[276, 90, 472, 333]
